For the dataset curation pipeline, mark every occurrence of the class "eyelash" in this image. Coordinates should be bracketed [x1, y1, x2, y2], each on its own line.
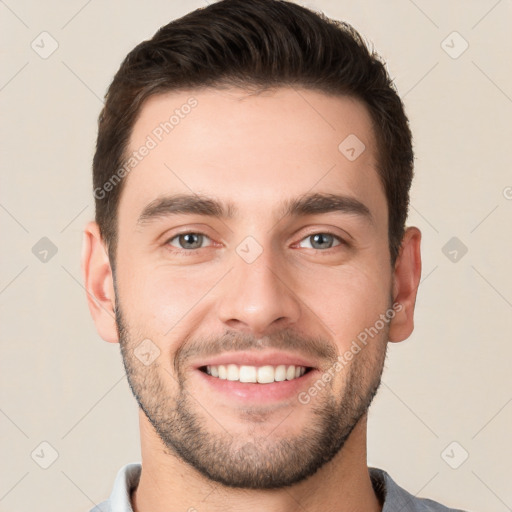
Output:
[165, 231, 347, 254]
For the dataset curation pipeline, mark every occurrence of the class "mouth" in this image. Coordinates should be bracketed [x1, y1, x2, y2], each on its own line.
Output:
[200, 364, 312, 383]
[193, 351, 320, 403]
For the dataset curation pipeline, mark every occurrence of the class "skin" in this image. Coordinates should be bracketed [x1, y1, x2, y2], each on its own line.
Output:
[82, 86, 421, 512]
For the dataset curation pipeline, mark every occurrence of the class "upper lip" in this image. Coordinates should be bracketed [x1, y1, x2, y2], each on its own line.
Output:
[193, 350, 318, 370]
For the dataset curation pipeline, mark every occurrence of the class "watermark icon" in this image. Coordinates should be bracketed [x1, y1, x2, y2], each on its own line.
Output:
[31, 441, 59, 469]
[298, 302, 403, 405]
[503, 186, 512, 200]
[441, 441, 469, 469]
[32, 237, 58, 263]
[441, 31, 469, 60]
[240, 441, 260, 458]
[94, 97, 198, 200]
[134, 338, 160, 366]
[236, 236, 264, 264]
[338, 134, 366, 161]
[441, 236, 468, 263]
[31, 31, 59, 59]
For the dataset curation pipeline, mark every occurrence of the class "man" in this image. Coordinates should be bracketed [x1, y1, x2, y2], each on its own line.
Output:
[82, 0, 468, 510]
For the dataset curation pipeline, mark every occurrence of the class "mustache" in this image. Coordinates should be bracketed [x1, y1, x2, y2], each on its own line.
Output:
[174, 329, 338, 373]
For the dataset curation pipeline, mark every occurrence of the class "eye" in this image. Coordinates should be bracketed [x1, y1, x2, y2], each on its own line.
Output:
[298, 232, 343, 250]
[167, 232, 212, 250]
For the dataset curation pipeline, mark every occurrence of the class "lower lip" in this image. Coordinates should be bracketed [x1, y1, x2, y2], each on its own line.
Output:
[195, 369, 318, 403]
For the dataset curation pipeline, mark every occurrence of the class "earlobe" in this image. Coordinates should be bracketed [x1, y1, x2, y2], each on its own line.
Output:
[388, 226, 422, 343]
[81, 221, 119, 343]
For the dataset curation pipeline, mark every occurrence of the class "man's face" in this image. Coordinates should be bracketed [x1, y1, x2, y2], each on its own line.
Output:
[114, 87, 393, 488]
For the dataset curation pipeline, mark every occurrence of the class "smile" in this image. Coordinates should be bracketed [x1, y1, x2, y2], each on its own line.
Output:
[201, 364, 310, 383]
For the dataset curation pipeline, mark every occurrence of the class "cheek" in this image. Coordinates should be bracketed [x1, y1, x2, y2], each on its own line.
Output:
[299, 260, 392, 345]
[116, 261, 221, 337]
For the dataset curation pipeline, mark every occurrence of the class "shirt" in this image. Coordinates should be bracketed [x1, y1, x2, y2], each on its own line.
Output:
[89, 462, 469, 512]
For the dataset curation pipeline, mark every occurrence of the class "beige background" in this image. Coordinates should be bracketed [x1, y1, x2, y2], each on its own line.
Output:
[1, 1, 511, 511]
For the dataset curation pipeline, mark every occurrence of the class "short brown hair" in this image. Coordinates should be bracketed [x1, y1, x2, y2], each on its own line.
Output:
[93, 0, 413, 267]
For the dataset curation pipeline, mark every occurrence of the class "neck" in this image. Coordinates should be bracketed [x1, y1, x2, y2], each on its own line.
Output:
[131, 411, 382, 512]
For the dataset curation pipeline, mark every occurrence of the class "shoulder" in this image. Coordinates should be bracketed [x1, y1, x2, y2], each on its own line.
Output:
[88, 500, 110, 512]
[369, 467, 470, 512]
[87, 462, 142, 512]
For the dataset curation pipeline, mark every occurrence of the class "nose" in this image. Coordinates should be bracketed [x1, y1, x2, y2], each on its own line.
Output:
[216, 243, 302, 337]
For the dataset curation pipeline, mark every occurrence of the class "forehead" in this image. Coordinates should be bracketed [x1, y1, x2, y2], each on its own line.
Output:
[118, 86, 386, 227]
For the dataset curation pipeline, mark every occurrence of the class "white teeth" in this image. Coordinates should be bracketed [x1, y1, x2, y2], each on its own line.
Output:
[227, 364, 239, 381]
[204, 364, 308, 383]
[257, 365, 275, 384]
[239, 365, 257, 383]
[274, 365, 287, 381]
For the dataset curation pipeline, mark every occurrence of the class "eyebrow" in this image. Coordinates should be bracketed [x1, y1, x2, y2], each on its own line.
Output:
[137, 192, 373, 226]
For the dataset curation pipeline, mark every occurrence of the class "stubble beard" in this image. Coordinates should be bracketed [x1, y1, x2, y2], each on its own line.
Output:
[115, 301, 388, 489]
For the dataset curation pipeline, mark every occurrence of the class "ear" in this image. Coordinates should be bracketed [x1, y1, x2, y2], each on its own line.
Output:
[388, 226, 422, 343]
[81, 221, 118, 343]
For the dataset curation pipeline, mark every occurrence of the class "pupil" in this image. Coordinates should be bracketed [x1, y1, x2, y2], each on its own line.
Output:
[312, 233, 331, 249]
[181, 233, 202, 249]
